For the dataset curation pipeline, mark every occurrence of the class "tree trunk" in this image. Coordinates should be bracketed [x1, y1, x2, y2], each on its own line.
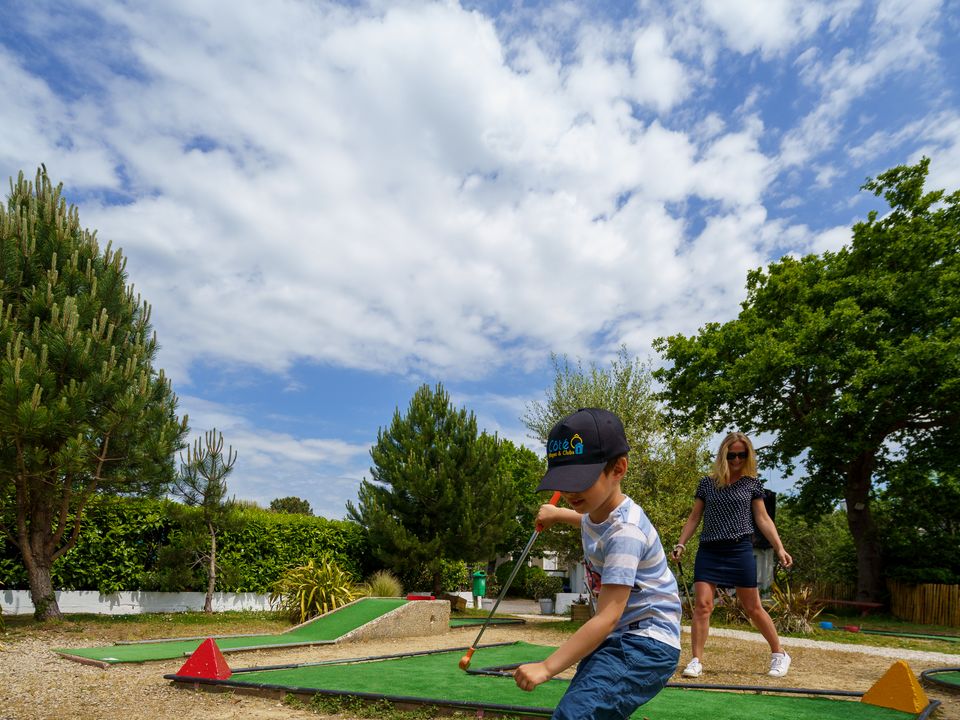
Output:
[16, 503, 63, 621]
[844, 453, 884, 602]
[204, 523, 216, 614]
[26, 559, 62, 621]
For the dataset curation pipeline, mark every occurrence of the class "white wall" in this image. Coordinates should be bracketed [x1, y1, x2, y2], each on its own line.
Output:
[1, 590, 272, 616]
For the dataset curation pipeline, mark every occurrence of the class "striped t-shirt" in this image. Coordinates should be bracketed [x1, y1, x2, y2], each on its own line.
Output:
[581, 496, 682, 650]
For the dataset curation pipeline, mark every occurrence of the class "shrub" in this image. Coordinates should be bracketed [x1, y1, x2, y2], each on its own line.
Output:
[269, 557, 359, 623]
[768, 573, 825, 634]
[365, 570, 403, 597]
[525, 567, 563, 600]
[527, 571, 563, 600]
[712, 588, 750, 626]
[496, 561, 533, 598]
[0, 498, 372, 594]
[402, 559, 468, 594]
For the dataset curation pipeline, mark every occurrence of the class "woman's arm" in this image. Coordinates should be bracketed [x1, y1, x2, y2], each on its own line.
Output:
[670, 498, 705, 560]
[752, 498, 793, 568]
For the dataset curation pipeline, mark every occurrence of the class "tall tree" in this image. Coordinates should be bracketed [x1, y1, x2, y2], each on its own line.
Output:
[523, 349, 710, 565]
[173, 429, 237, 614]
[653, 158, 960, 601]
[490, 438, 546, 559]
[346, 383, 519, 594]
[269, 496, 313, 515]
[0, 168, 187, 620]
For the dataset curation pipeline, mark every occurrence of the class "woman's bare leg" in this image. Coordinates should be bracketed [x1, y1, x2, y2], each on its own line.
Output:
[691, 581, 716, 659]
[736, 586, 783, 653]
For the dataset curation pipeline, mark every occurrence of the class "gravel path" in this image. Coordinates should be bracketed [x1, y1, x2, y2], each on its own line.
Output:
[699, 625, 960, 665]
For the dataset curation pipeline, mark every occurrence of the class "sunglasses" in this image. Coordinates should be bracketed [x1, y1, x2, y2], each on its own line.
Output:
[726, 451, 749, 461]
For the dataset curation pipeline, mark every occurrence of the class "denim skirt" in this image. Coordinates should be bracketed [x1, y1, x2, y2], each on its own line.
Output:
[693, 536, 756, 588]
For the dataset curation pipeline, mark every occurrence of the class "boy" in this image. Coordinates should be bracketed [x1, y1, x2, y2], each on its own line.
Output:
[514, 408, 681, 720]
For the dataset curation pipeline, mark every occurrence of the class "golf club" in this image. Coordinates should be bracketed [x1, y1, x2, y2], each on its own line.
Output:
[675, 559, 695, 620]
[458, 490, 562, 671]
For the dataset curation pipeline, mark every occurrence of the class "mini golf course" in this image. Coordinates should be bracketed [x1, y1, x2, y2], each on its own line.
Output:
[56, 597, 409, 665]
[920, 667, 960, 691]
[164, 641, 940, 719]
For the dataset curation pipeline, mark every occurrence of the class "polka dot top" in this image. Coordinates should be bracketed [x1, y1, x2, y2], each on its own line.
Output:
[695, 475, 765, 543]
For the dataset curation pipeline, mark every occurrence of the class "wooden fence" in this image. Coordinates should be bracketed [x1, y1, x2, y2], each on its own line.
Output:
[811, 581, 856, 602]
[888, 580, 960, 627]
[811, 579, 960, 627]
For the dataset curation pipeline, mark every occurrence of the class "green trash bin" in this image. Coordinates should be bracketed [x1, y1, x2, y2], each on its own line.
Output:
[471, 570, 487, 608]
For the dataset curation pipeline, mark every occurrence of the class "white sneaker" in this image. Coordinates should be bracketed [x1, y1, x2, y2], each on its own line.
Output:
[681, 657, 703, 678]
[768, 652, 791, 678]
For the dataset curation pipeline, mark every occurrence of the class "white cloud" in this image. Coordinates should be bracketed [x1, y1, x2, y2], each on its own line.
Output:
[0, 1, 794, 390]
[911, 115, 960, 192]
[698, 0, 832, 57]
[628, 25, 690, 112]
[179, 395, 370, 518]
[779, 0, 942, 167]
[809, 224, 853, 254]
[848, 111, 960, 192]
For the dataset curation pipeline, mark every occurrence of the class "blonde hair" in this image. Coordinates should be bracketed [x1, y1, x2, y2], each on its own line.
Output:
[709, 432, 758, 486]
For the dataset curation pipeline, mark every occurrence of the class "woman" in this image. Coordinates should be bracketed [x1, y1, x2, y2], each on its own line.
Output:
[670, 432, 793, 678]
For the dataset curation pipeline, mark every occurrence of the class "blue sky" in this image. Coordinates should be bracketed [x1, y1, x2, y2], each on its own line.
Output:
[2, 1, 958, 518]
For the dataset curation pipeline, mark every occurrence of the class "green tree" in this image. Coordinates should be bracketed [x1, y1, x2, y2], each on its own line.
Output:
[491, 438, 546, 558]
[0, 168, 187, 620]
[875, 469, 960, 584]
[774, 503, 856, 588]
[269, 496, 313, 515]
[173, 429, 237, 613]
[653, 158, 960, 601]
[346, 383, 519, 594]
[523, 350, 710, 566]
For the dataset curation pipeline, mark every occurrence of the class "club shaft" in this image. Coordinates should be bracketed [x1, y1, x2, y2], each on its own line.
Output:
[468, 491, 562, 651]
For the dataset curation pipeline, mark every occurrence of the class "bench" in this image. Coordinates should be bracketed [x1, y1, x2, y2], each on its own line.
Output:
[817, 599, 884, 616]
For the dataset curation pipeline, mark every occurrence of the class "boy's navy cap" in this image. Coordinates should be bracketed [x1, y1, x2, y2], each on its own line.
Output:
[536, 408, 630, 493]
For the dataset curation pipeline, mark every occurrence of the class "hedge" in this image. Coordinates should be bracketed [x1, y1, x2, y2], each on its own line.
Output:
[0, 497, 371, 594]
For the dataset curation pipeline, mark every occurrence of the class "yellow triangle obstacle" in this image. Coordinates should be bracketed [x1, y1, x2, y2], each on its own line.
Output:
[861, 660, 929, 714]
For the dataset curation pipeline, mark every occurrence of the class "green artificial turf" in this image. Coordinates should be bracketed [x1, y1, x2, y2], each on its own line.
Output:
[860, 628, 960, 642]
[56, 598, 408, 664]
[220, 642, 915, 720]
[448, 617, 524, 627]
[925, 669, 960, 687]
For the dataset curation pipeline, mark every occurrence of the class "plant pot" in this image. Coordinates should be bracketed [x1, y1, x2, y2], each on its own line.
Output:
[571, 603, 593, 623]
[538, 598, 555, 615]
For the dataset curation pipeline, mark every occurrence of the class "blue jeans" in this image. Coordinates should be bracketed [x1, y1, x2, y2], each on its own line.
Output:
[552, 634, 679, 720]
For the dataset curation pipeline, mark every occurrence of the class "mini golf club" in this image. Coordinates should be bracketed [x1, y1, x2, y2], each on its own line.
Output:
[459, 490, 562, 671]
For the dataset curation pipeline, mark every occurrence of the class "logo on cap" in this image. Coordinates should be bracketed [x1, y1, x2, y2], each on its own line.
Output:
[547, 432, 585, 460]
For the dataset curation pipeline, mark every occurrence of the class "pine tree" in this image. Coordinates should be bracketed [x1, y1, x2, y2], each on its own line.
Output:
[173, 429, 237, 613]
[347, 383, 519, 594]
[0, 167, 187, 620]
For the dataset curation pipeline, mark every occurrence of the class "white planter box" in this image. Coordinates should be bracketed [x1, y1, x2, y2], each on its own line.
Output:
[0, 589, 272, 616]
[554, 592, 589, 614]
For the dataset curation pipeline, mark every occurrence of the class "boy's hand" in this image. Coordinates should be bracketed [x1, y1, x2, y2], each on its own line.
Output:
[535, 503, 564, 530]
[513, 661, 551, 691]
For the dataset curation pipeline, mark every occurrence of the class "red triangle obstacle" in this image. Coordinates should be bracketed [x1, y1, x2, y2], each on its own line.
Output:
[176, 638, 232, 679]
